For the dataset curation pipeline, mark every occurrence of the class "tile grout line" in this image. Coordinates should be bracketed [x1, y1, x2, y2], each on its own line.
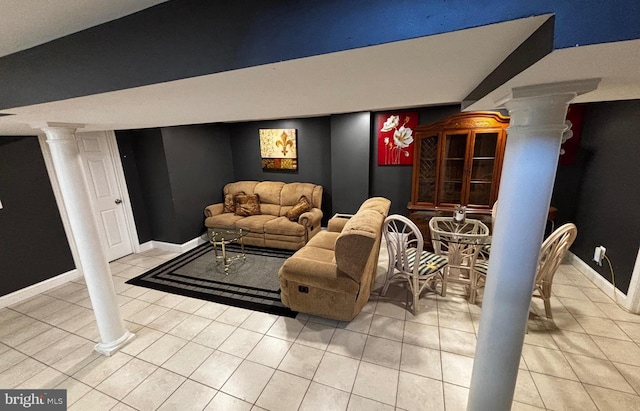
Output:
[435, 290, 449, 410]
[4, 254, 640, 410]
[251, 312, 309, 408]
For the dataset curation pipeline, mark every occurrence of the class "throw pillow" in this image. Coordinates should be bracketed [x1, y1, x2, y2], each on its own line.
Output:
[223, 193, 236, 213]
[234, 193, 261, 216]
[286, 195, 312, 221]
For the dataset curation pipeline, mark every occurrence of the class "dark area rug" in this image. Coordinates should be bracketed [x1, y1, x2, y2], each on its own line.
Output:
[126, 243, 298, 317]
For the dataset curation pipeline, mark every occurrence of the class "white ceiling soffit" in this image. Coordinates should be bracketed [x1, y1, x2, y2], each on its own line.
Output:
[466, 38, 640, 111]
[0, 15, 549, 135]
[0, 0, 168, 58]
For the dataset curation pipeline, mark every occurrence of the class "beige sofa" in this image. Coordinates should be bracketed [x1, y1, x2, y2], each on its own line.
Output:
[204, 181, 323, 250]
[278, 197, 391, 321]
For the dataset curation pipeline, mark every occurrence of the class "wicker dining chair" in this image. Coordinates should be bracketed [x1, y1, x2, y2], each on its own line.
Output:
[382, 215, 447, 314]
[533, 223, 578, 318]
[479, 201, 499, 260]
[429, 217, 490, 304]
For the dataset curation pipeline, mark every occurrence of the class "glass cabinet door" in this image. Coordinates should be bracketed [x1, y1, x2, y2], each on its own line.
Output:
[409, 113, 508, 216]
[468, 132, 498, 205]
[439, 133, 468, 204]
[416, 134, 439, 204]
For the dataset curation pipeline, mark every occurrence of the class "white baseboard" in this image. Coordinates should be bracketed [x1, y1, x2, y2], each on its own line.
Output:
[568, 251, 630, 310]
[138, 241, 154, 253]
[0, 236, 206, 309]
[150, 236, 207, 254]
[0, 269, 82, 309]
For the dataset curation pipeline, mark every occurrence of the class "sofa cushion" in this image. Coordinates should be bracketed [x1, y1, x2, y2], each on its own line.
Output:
[264, 217, 306, 236]
[306, 231, 339, 251]
[286, 196, 312, 221]
[234, 193, 261, 216]
[205, 213, 244, 229]
[225, 181, 259, 196]
[280, 183, 323, 216]
[254, 181, 285, 216]
[280, 182, 318, 205]
[223, 193, 236, 213]
[264, 237, 305, 250]
[254, 181, 285, 204]
[236, 214, 278, 233]
[259, 203, 280, 216]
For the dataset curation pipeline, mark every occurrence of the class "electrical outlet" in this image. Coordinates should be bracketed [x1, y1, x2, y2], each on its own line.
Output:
[593, 246, 606, 266]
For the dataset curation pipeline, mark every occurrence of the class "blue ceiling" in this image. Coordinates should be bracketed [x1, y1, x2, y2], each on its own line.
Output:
[0, 0, 638, 110]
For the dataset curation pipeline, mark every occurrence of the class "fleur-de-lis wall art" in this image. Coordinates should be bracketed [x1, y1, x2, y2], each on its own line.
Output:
[259, 128, 298, 170]
[275, 131, 293, 156]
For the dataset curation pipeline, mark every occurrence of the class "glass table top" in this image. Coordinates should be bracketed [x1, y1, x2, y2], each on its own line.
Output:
[207, 228, 248, 243]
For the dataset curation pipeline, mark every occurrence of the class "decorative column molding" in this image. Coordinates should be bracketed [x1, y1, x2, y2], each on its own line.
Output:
[36, 122, 135, 356]
[467, 80, 600, 411]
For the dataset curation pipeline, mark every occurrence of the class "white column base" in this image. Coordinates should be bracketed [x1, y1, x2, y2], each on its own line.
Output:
[95, 331, 136, 357]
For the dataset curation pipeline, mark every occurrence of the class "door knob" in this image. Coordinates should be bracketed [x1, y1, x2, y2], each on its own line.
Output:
[115, 199, 122, 204]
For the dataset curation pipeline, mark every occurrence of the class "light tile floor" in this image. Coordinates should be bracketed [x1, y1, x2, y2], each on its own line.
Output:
[2, 241, 640, 410]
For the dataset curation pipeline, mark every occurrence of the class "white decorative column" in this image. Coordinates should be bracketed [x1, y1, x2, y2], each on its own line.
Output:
[625, 248, 640, 313]
[38, 123, 135, 356]
[467, 80, 600, 411]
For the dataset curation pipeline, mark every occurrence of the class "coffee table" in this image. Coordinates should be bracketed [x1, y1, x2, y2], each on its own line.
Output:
[207, 228, 248, 273]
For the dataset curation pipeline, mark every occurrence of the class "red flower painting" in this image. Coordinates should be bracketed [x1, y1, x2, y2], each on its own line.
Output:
[559, 104, 585, 166]
[378, 112, 418, 165]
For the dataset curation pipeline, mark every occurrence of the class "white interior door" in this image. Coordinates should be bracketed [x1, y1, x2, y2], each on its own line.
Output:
[76, 131, 133, 261]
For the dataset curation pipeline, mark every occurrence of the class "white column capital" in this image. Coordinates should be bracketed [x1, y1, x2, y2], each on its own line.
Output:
[32, 122, 85, 141]
[496, 79, 601, 107]
[495, 79, 601, 137]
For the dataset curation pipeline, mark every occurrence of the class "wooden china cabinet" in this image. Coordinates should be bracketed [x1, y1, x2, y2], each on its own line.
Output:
[408, 111, 510, 244]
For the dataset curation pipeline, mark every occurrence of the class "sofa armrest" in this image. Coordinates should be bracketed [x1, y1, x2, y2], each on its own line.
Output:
[204, 203, 224, 218]
[298, 208, 322, 228]
[327, 213, 353, 232]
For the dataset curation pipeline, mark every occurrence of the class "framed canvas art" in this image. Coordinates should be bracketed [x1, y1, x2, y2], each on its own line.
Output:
[260, 128, 298, 170]
[377, 112, 418, 165]
[559, 104, 584, 166]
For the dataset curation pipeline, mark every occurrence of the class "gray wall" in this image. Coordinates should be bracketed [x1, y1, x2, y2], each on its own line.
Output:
[331, 113, 371, 214]
[229, 117, 333, 222]
[116, 125, 233, 244]
[0, 137, 75, 296]
[552, 100, 640, 293]
[117, 128, 175, 242]
[163, 124, 234, 241]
